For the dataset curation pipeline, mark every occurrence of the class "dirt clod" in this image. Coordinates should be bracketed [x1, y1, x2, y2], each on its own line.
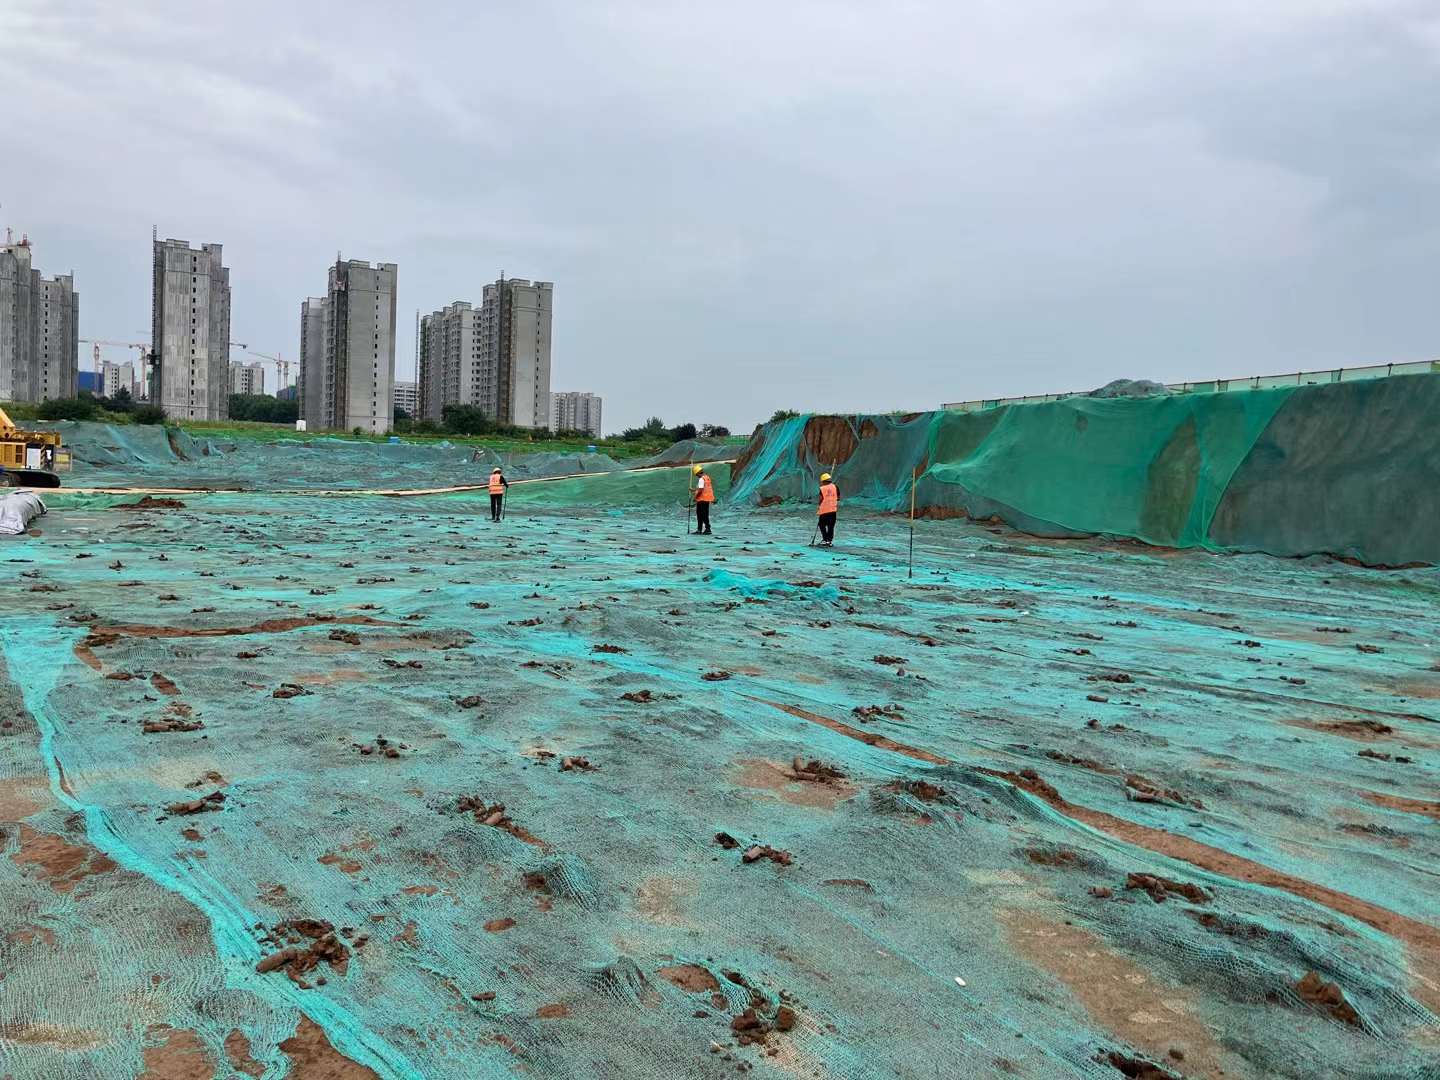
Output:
[1295, 970, 1362, 1026]
[166, 791, 225, 816]
[1125, 872, 1211, 904]
[741, 844, 793, 866]
[790, 757, 845, 783]
[272, 684, 310, 699]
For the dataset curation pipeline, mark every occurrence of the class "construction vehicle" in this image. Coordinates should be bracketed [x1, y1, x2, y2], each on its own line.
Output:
[0, 407, 67, 488]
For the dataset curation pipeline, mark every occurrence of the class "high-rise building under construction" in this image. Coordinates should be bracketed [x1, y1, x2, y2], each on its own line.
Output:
[298, 259, 397, 433]
[0, 232, 78, 404]
[417, 277, 552, 428]
[152, 238, 230, 421]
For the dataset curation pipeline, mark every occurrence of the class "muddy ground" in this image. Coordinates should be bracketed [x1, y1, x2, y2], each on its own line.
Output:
[2, 490, 1437, 1078]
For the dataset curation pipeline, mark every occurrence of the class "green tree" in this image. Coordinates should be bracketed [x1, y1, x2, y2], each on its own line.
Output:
[132, 405, 166, 425]
[769, 409, 800, 423]
[37, 396, 98, 421]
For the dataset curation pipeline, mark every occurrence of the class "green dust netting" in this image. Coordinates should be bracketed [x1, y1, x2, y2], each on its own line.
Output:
[28, 422, 738, 493]
[3, 480, 1438, 1080]
[729, 375, 1440, 566]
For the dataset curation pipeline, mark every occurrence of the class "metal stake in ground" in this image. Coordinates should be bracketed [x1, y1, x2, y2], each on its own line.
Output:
[908, 465, 918, 579]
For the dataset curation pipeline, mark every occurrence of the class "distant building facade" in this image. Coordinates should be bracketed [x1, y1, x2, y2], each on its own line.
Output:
[392, 380, 418, 417]
[480, 277, 552, 429]
[229, 361, 265, 396]
[551, 391, 602, 436]
[102, 360, 138, 399]
[298, 296, 327, 426]
[0, 233, 78, 403]
[416, 301, 483, 422]
[152, 238, 230, 421]
[297, 259, 396, 434]
[417, 278, 553, 428]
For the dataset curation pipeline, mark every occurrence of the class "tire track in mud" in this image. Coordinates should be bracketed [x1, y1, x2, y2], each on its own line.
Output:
[0, 623, 425, 1080]
[753, 695, 1440, 1012]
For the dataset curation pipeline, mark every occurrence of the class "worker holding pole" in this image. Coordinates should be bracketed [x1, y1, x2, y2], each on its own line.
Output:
[816, 472, 839, 547]
[691, 464, 715, 536]
[488, 467, 509, 522]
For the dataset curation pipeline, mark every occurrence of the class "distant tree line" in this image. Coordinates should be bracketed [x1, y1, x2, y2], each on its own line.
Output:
[34, 390, 164, 424]
[618, 417, 730, 441]
[228, 394, 299, 424]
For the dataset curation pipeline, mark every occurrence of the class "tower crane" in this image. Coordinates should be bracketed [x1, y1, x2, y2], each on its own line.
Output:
[247, 351, 293, 391]
[78, 339, 150, 397]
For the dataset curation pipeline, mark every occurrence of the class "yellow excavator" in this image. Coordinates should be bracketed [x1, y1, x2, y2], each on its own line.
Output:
[0, 407, 67, 488]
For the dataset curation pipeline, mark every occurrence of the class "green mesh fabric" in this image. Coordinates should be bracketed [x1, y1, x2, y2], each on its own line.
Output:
[2, 420, 1437, 1079]
[729, 375, 1440, 566]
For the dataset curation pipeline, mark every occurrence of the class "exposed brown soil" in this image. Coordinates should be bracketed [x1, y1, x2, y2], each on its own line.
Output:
[225, 1030, 265, 1078]
[1360, 791, 1440, 821]
[123, 495, 188, 510]
[278, 1016, 381, 1079]
[87, 614, 397, 643]
[150, 672, 180, 696]
[536, 1003, 570, 1019]
[484, 917, 516, 932]
[1003, 909, 1230, 1078]
[138, 1025, 214, 1080]
[983, 768, 1440, 1012]
[1295, 970, 1362, 1026]
[734, 759, 856, 811]
[659, 964, 720, 993]
[621, 689, 655, 703]
[318, 852, 363, 874]
[11, 825, 118, 893]
[751, 698, 948, 765]
[559, 756, 595, 772]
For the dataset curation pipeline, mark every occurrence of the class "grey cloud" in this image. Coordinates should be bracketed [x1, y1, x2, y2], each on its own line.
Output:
[2, 0, 1436, 430]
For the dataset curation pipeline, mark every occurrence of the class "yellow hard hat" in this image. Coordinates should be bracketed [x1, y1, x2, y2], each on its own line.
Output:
[692, 464, 704, 474]
[820, 472, 832, 482]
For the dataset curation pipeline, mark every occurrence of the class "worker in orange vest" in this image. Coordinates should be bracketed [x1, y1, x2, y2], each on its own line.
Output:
[692, 464, 715, 536]
[488, 467, 509, 522]
[817, 472, 839, 546]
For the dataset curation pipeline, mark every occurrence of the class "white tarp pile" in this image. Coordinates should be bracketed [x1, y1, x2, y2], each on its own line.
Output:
[0, 491, 46, 535]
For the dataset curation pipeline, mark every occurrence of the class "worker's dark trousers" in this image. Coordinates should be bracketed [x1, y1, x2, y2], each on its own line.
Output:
[695, 502, 712, 534]
[818, 512, 836, 543]
[490, 494, 503, 521]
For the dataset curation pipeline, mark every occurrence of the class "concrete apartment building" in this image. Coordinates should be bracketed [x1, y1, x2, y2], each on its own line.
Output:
[551, 391, 602, 436]
[0, 233, 78, 403]
[416, 301, 484, 422]
[479, 278, 552, 429]
[229, 360, 266, 396]
[298, 297, 327, 426]
[416, 280, 552, 428]
[102, 360, 138, 400]
[152, 238, 231, 421]
[392, 380, 418, 417]
[309, 259, 396, 434]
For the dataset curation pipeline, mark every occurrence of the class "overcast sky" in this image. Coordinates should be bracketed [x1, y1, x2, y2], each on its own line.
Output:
[3, 1, 1437, 432]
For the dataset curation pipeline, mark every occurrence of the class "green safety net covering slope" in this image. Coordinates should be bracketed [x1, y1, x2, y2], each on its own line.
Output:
[31, 421, 629, 491]
[729, 374, 1440, 565]
[3, 485, 1439, 1079]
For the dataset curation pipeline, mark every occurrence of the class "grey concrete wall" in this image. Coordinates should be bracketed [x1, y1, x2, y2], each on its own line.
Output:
[299, 297, 328, 427]
[153, 240, 230, 421]
[325, 260, 396, 434]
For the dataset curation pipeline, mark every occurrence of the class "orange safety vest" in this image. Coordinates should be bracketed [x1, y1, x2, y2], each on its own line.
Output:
[695, 474, 715, 503]
[488, 474, 505, 495]
[818, 482, 838, 515]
